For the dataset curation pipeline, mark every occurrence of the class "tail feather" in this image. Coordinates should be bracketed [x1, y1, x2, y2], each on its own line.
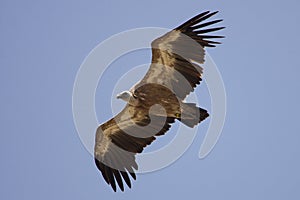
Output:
[178, 103, 209, 128]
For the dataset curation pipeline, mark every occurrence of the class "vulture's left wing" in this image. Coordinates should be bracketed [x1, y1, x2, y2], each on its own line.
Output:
[133, 11, 224, 99]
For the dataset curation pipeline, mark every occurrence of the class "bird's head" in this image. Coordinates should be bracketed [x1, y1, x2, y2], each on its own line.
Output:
[116, 91, 132, 102]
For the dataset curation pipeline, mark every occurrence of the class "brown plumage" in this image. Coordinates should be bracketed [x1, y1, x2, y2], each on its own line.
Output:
[94, 11, 224, 192]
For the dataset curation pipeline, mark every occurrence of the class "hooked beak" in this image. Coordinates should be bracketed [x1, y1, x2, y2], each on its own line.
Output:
[116, 94, 121, 99]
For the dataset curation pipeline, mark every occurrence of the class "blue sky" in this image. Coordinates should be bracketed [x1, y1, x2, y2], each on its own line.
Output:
[1, 0, 300, 199]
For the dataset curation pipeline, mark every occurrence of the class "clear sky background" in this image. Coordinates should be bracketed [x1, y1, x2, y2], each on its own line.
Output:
[1, 0, 300, 199]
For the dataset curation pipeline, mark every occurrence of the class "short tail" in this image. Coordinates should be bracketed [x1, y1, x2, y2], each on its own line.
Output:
[178, 103, 209, 128]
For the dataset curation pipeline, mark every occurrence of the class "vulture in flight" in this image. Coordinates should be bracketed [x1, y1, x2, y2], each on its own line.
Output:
[94, 11, 224, 192]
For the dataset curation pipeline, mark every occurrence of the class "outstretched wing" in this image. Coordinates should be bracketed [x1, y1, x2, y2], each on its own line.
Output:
[133, 11, 224, 99]
[94, 105, 175, 192]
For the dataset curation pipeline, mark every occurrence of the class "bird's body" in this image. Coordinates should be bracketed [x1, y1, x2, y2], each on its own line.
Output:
[94, 11, 224, 192]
